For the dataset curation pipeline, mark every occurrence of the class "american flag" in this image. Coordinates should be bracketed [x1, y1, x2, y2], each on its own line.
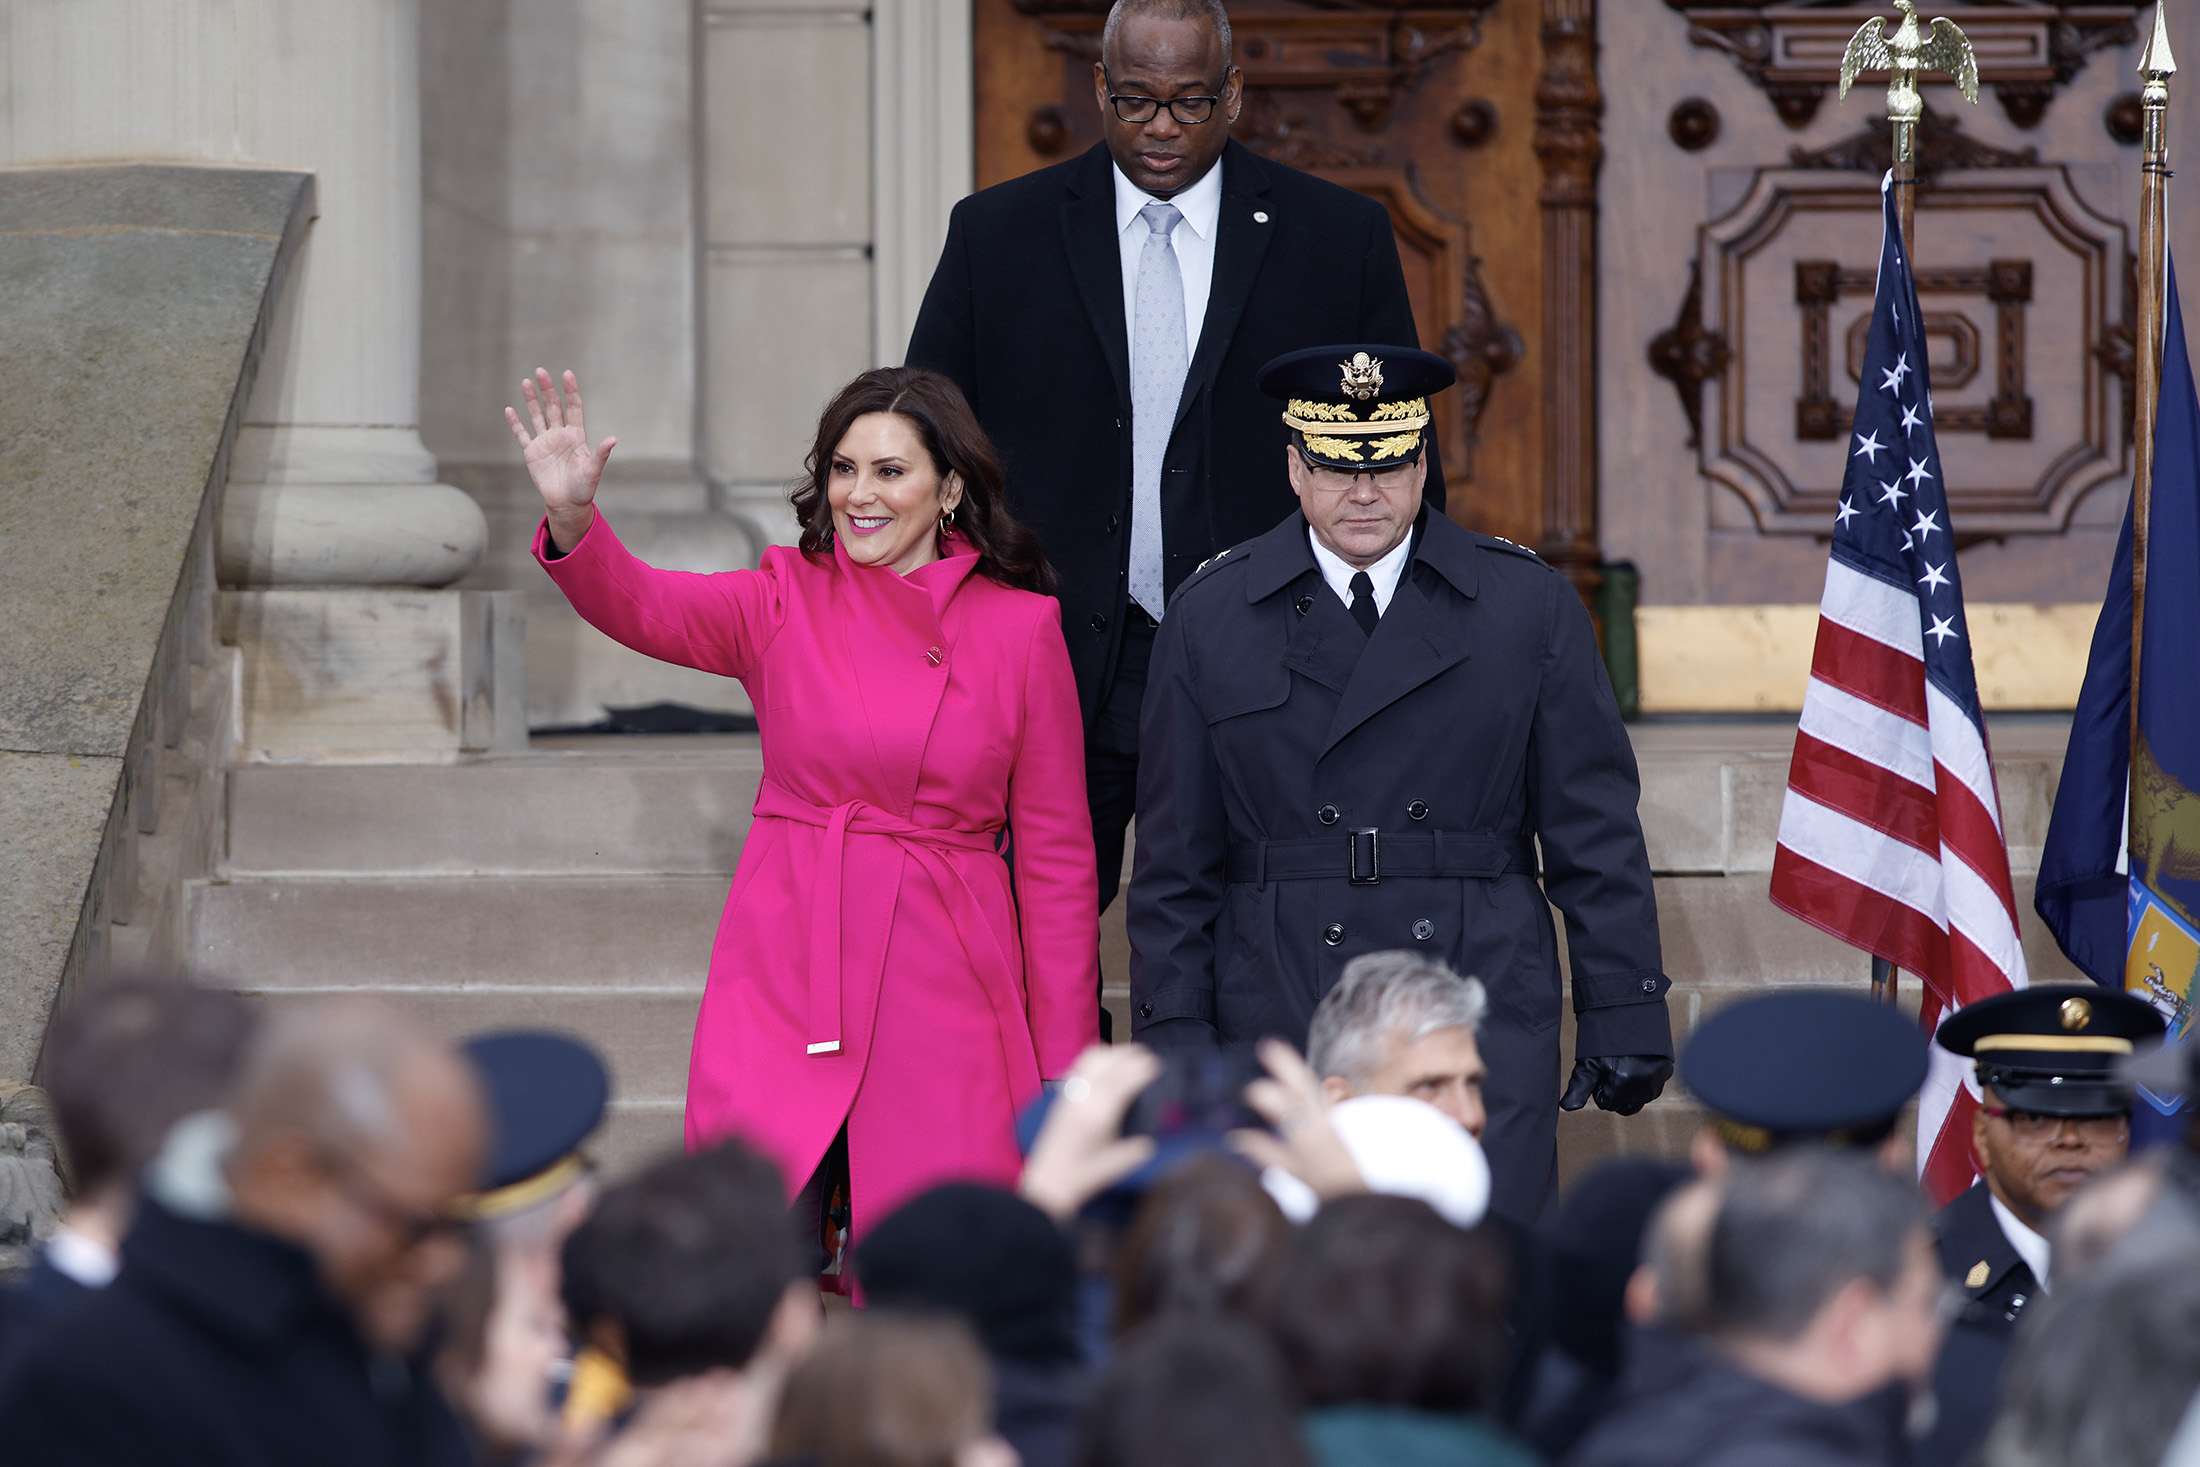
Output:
[1768, 176, 2029, 1204]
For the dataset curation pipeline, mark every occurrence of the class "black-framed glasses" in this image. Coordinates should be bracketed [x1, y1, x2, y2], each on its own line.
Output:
[319, 1145, 468, 1250]
[1977, 1106, 2129, 1143]
[1103, 69, 1233, 125]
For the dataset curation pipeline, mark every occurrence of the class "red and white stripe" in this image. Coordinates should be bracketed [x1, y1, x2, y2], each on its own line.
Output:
[1769, 559, 2029, 1203]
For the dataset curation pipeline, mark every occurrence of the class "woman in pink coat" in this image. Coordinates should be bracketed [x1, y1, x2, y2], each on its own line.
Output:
[506, 366, 1099, 1249]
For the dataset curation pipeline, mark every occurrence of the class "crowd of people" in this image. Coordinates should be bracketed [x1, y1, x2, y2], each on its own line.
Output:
[5, 959, 2200, 1467]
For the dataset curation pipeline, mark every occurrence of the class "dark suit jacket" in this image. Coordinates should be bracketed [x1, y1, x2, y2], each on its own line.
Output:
[0, 1253, 93, 1394]
[1919, 1182, 2039, 1467]
[1127, 510, 1671, 1220]
[905, 139, 1436, 715]
[0, 1199, 474, 1467]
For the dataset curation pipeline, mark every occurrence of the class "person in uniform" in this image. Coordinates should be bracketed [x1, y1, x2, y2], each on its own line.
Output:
[1678, 989, 1930, 1174]
[1126, 343, 1672, 1221]
[1915, 984, 2164, 1467]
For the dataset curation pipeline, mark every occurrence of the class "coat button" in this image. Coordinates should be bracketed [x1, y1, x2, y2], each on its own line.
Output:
[1294, 594, 1314, 615]
[1407, 800, 1429, 820]
[1323, 923, 1345, 946]
[1317, 804, 1341, 825]
[1107, 515, 1120, 534]
[925, 646, 945, 666]
[1138, 1000, 1153, 1019]
[1640, 978, 1659, 994]
[1089, 613, 1108, 633]
[1412, 919, 1434, 941]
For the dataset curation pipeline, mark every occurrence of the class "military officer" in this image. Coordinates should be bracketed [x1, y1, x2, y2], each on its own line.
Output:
[1126, 342, 1673, 1221]
[1915, 985, 2164, 1467]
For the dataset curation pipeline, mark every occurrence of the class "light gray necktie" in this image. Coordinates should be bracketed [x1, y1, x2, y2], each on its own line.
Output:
[1129, 200, 1187, 621]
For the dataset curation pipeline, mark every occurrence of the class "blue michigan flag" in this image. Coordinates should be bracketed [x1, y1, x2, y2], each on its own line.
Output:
[2037, 258, 2200, 1126]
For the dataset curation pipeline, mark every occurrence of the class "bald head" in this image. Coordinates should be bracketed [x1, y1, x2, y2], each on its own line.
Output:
[226, 1001, 487, 1353]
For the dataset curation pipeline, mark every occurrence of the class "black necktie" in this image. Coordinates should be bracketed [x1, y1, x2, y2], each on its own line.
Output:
[1348, 571, 1380, 636]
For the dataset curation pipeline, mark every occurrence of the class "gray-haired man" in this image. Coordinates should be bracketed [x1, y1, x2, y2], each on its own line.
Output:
[1306, 951, 1488, 1142]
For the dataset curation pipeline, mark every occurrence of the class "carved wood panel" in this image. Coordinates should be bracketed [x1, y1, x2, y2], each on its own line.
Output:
[973, 0, 1598, 585]
[1695, 165, 2126, 535]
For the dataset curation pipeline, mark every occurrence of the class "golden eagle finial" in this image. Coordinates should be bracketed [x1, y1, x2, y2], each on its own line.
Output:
[1840, 0, 1978, 108]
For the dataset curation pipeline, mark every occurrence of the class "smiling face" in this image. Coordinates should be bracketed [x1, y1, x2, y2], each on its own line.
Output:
[1092, 11, 1240, 197]
[1287, 445, 1425, 569]
[828, 411, 964, 576]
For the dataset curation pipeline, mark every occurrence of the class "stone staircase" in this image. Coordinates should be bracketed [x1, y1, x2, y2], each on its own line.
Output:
[177, 717, 2080, 1183]
[187, 737, 763, 1170]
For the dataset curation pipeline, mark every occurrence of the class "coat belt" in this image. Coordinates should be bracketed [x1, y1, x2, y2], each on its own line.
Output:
[1224, 831, 1537, 886]
[751, 782, 1030, 1087]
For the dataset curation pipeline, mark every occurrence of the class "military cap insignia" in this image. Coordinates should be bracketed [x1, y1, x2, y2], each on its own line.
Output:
[1340, 352, 1384, 400]
[1966, 1261, 1990, 1289]
[2061, 996, 2092, 1030]
[1258, 344, 1458, 473]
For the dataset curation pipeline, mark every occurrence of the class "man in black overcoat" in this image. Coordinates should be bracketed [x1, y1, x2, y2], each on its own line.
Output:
[0, 1003, 487, 1467]
[904, 0, 1437, 947]
[1915, 985, 2162, 1467]
[1127, 345, 1670, 1221]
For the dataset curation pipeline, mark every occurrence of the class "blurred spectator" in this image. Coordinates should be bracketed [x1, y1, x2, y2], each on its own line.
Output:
[560, 1137, 820, 1451]
[1266, 1194, 1531, 1467]
[1077, 1317, 1309, 1467]
[1569, 1149, 1942, 1467]
[1306, 952, 1488, 1138]
[1983, 1227, 2200, 1467]
[0, 976, 254, 1390]
[771, 1311, 1015, 1467]
[0, 997, 487, 1467]
[1679, 993, 1928, 1175]
[1112, 1153, 1288, 1335]
[1629, 1177, 1721, 1335]
[437, 1031, 611, 1462]
[1516, 1160, 1691, 1460]
[857, 1182, 1084, 1467]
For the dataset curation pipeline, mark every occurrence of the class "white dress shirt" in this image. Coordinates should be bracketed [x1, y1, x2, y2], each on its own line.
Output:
[45, 1225, 120, 1288]
[1115, 159, 1223, 367]
[1989, 1192, 2052, 1293]
[1309, 527, 1414, 617]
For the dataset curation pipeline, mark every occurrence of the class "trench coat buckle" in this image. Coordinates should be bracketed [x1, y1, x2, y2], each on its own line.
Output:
[1348, 828, 1381, 885]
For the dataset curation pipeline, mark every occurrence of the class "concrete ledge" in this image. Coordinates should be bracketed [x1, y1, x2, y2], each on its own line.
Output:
[1638, 603, 2101, 713]
[0, 163, 312, 1081]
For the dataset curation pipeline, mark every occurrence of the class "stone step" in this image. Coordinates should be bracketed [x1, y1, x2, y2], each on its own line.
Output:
[188, 873, 717, 1173]
[1628, 716, 2068, 878]
[224, 745, 764, 876]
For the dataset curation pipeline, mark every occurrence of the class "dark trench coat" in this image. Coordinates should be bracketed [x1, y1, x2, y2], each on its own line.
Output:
[1126, 509, 1673, 1219]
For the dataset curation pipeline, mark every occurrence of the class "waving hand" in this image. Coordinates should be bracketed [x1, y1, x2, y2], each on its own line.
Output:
[506, 368, 617, 553]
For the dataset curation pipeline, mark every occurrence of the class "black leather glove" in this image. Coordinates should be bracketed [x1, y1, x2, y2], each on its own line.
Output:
[1559, 1055, 1674, 1116]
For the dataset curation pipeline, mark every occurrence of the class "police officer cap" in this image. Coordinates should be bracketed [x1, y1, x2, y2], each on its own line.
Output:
[1681, 991, 1928, 1152]
[1937, 985, 2164, 1118]
[1257, 343, 1456, 472]
[458, 1030, 609, 1219]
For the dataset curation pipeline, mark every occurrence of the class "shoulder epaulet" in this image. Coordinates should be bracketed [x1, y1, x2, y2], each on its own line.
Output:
[1477, 533, 1552, 569]
[1181, 542, 1248, 587]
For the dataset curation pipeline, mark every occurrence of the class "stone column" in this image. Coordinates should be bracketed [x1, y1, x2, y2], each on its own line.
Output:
[0, 0, 486, 587]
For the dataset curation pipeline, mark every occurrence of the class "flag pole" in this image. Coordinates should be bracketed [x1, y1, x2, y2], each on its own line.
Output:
[1841, 1, 1978, 1003]
[2133, 4, 2177, 838]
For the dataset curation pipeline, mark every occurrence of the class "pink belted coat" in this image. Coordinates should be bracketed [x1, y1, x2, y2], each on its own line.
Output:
[536, 513, 1099, 1232]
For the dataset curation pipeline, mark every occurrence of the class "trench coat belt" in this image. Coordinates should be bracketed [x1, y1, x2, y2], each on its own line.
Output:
[1223, 831, 1538, 886]
[751, 781, 1030, 1082]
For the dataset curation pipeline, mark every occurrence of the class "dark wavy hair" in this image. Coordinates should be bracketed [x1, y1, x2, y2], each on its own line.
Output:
[791, 367, 1055, 594]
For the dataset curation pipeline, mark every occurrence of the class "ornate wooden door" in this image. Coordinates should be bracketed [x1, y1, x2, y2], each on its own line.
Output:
[973, 0, 1605, 595]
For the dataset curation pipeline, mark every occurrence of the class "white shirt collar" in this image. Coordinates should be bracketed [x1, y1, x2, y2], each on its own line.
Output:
[1988, 1191, 2053, 1294]
[1113, 157, 1224, 242]
[45, 1224, 120, 1288]
[1308, 525, 1415, 618]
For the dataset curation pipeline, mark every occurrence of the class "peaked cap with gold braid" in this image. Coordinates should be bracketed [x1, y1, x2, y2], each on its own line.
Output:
[1936, 984, 2165, 1118]
[1256, 343, 1457, 471]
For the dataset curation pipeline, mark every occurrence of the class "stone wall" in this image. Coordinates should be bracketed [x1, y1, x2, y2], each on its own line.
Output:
[0, 164, 311, 1081]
